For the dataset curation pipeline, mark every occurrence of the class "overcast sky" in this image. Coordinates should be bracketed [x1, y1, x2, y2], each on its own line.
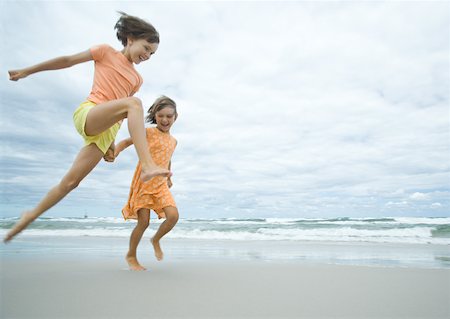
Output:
[1, 1, 449, 219]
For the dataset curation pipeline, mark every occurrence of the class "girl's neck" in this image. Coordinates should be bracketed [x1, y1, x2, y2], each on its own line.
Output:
[155, 126, 170, 134]
[120, 48, 133, 63]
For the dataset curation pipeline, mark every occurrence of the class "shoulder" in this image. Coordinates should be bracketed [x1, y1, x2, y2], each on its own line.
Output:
[90, 44, 115, 60]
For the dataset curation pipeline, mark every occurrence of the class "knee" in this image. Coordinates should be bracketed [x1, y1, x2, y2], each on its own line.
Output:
[137, 219, 149, 229]
[127, 97, 143, 111]
[166, 212, 179, 225]
[59, 178, 81, 193]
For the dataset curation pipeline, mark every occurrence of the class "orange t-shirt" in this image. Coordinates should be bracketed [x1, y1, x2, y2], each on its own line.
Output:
[87, 44, 143, 104]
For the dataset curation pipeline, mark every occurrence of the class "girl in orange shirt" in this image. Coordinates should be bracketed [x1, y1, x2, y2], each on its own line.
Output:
[115, 96, 179, 271]
[5, 12, 170, 243]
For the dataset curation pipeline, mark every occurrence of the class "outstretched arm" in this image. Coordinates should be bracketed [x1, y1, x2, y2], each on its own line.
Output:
[114, 137, 133, 158]
[8, 50, 93, 81]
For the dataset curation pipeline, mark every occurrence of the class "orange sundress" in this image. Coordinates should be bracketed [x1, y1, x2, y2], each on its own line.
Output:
[122, 127, 177, 220]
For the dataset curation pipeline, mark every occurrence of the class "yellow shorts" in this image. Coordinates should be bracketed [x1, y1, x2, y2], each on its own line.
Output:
[73, 101, 121, 154]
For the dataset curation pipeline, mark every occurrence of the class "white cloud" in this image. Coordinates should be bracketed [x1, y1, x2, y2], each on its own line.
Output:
[431, 203, 442, 209]
[410, 192, 430, 201]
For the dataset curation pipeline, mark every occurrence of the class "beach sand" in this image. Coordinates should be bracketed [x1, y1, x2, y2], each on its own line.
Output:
[1, 237, 449, 318]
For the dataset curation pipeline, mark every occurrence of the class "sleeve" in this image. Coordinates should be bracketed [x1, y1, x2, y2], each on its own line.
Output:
[90, 44, 109, 61]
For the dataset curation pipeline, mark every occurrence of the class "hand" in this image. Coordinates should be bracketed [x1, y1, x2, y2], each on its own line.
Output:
[114, 142, 125, 158]
[8, 70, 28, 81]
[103, 148, 115, 162]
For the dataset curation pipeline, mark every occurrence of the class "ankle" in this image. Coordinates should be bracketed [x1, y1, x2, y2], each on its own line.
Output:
[126, 252, 137, 259]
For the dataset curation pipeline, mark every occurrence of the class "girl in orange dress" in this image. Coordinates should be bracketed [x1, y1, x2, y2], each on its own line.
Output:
[115, 96, 179, 271]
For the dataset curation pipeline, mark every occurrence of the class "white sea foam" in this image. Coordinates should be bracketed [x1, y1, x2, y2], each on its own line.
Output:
[12, 228, 132, 238]
[168, 227, 447, 244]
[393, 217, 450, 225]
[1, 216, 449, 244]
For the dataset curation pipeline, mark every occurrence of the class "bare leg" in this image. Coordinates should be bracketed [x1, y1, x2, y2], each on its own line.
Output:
[4, 144, 104, 243]
[126, 209, 150, 271]
[84, 97, 170, 181]
[151, 206, 179, 261]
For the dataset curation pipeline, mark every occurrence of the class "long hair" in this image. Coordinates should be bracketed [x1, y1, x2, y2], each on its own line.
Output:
[146, 96, 178, 124]
[115, 11, 159, 46]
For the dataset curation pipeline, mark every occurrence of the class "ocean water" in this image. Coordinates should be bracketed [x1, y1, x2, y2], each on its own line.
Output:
[1, 216, 449, 268]
[1, 216, 449, 245]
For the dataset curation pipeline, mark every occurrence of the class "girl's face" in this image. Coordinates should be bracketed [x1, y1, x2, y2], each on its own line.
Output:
[125, 38, 158, 64]
[155, 107, 177, 132]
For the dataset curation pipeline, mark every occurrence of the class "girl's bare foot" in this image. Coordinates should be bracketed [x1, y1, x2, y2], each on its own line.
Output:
[151, 237, 164, 261]
[140, 166, 172, 182]
[4, 211, 35, 243]
[126, 255, 147, 271]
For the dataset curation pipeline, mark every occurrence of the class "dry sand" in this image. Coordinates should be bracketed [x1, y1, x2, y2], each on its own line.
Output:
[1, 256, 449, 319]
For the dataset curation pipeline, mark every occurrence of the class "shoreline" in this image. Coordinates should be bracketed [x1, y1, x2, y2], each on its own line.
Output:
[2, 235, 449, 269]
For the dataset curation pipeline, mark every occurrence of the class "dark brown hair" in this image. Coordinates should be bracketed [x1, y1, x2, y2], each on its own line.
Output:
[115, 11, 159, 46]
[146, 96, 178, 124]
